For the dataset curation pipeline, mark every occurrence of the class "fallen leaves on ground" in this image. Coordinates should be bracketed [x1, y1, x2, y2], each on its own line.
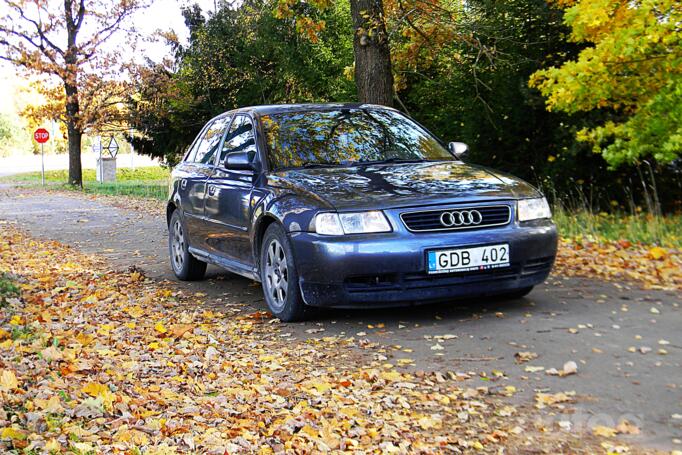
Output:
[546, 361, 578, 377]
[554, 238, 682, 290]
[514, 351, 538, 363]
[0, 226, 612, 453]
[593, 420, 640, 438]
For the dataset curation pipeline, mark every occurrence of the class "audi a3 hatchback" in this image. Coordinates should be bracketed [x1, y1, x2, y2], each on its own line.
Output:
[167, 104, 557, 321]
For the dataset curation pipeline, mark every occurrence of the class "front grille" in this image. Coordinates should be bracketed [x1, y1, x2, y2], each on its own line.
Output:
[400, 205, 511, 232]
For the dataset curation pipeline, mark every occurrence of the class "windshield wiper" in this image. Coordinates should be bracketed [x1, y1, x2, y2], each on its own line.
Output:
[352, 158, 428, 166]
[299, 162, 343, 169]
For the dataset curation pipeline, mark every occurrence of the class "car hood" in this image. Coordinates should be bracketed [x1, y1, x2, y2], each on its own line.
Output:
[268, 161, 541, 210]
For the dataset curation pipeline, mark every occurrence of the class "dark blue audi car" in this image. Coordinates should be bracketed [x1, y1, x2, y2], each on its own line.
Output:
[167, 104, 557, 321]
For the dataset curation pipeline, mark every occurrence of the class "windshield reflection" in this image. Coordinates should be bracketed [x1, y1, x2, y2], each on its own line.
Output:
[261, 108, 453, 170]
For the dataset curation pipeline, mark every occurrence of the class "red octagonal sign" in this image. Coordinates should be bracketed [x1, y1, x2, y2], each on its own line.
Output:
[34, 128, 50, 143]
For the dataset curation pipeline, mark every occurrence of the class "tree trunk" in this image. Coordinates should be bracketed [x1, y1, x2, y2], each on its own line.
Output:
[350, 0, 394, 107]
[64, 81, 83, 187]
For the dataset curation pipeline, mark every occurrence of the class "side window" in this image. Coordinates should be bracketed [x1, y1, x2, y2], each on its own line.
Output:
[220, 115, 257, 164]
[193, 116, 230, 165]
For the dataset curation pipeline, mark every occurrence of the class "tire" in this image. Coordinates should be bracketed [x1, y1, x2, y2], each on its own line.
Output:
[260, 223, 306, 322]
[169, 210, 207, 281]
[499, 286, 533, 300]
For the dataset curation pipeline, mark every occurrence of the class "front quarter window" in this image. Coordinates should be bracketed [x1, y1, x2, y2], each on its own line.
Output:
[220, 115, 257, 165]
[191, 116, 230, 165]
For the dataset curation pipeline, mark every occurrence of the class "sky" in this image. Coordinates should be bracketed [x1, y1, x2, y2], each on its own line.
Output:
[0, 0, 217, 115]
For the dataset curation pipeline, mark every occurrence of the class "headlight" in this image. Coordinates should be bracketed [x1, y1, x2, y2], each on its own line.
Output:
[315, 211, 391, 235]
[518, 197, 552, 222]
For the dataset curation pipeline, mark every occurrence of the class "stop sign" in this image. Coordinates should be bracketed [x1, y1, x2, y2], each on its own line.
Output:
[34, 128, 50, 143]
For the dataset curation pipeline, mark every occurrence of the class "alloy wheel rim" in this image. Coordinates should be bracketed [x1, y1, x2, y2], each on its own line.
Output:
[171, 219, 185, 272]
[264, 239, 288, 311]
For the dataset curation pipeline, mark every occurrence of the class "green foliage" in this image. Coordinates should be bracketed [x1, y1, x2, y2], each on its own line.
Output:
[399, 0, 604, 194]
[78, 182, 168, 200]
[553, 208, 682, 248]
[128, 0, 354, 164]
[0, 273, 20, 308]
[0, 113, 12, 142]
[0, 112, 32, 157]
[530, 0, 682, 167]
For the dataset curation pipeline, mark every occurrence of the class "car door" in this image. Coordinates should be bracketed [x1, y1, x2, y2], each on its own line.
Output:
[203, 114, 258, 265]
[178, 116, 231, 250]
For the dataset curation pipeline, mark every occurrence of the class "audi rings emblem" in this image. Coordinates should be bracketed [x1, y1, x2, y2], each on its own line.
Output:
[439, 210, 483, 227]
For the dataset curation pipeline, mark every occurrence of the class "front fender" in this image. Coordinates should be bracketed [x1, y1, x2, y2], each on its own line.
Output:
[252, 191, 329, 235]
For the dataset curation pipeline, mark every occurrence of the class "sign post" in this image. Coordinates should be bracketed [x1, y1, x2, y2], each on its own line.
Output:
[33, 128, 50, 186]
[92, 136, 102, 183]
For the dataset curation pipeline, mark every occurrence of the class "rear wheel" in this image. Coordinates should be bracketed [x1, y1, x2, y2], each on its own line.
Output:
[169, 210, 206, 281]
[260, 224, 306, 322]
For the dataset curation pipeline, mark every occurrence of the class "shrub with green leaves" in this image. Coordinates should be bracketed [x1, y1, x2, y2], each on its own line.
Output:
[0, 272, 19, 307]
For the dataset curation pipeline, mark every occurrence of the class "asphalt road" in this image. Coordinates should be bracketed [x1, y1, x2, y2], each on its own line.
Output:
[0, 189, 680, 451]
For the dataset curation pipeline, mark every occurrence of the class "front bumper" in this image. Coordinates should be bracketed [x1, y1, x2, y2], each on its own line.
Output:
[289, 206, 557, 308]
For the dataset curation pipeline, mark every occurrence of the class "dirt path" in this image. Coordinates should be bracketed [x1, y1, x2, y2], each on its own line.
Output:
[1, 189, 680, 450]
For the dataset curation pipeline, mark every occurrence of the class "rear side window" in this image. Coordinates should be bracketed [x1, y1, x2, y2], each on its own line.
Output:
[190, 116, 230, 165]
[220, 115, 257, 164]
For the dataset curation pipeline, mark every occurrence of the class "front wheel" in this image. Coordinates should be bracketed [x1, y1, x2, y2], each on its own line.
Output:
[169, 210, 207, 281]
[260, 224, 306, 322]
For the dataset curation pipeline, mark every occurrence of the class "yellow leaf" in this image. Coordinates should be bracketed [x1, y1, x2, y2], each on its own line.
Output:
[418, 415, 442, 430]
[593, 425, 617, 437]
[1, 426, 28, 440]
[81, 381, 109, 397]
[380, 371, 403, 381]
[649, 246, 667, 260]
[300, 425, 318, 438]
[155, 321, 167, 334]
[81, 383, 116, 410]
[35, 396, 64, 413]
[0, 369, 19, 391]
[126, 305, 145, 318]
[114, 426, 150, 445]
[75, 333, 94, 346]
[308, 380, 332, 393]
[45, 439, 61, 452]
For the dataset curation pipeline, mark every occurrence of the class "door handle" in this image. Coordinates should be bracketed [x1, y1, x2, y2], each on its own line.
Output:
[180, 179, 187, 190]
[208, 184, 216, 196]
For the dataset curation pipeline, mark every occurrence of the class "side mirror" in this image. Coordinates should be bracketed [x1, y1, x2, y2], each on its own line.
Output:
[448, 141, 469, 160]
[224, 151, 255, 171]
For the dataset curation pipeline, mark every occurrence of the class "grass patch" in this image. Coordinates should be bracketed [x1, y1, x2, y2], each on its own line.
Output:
[80, 180, 168, 200]
[0, 166, 169, 183]
[0, 272, 20, 307]
[554, 207, 682, 248]
[2, 166, 170, 200]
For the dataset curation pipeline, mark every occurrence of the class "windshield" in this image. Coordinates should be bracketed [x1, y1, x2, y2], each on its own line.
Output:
[260, 108, 453, 170]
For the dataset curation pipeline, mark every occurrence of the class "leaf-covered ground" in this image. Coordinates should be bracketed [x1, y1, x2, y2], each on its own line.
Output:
[0, 225, 621, 453]
[554, 239, 682, 291]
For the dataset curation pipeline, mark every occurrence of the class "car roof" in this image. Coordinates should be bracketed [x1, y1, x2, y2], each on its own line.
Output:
[231, 103, 398, 116]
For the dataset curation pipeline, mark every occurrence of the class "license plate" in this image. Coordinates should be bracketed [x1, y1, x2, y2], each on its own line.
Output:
[427, 244, 510, 274]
